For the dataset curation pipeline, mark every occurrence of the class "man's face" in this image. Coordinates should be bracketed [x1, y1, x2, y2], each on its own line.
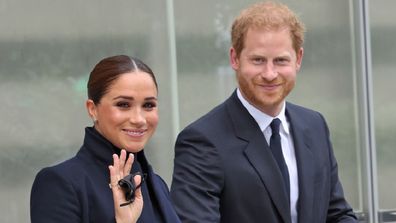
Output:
[230, 27, 303, 116]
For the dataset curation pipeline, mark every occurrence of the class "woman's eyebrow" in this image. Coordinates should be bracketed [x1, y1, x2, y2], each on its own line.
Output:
[112, 95, 134, 100]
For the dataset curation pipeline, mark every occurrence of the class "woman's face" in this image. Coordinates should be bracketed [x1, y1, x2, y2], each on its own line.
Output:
[86, 71, 158, 153]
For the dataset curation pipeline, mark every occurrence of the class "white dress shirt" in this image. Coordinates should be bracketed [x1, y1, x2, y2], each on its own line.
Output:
[237, 89, 299, 223]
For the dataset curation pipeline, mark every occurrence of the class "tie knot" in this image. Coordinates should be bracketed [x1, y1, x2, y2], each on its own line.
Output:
[270, 118, 281, 134]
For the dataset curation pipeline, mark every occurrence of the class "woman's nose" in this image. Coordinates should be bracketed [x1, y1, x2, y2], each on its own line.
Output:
[129, 108, 146, 125]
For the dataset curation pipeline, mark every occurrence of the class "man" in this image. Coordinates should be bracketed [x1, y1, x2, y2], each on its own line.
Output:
[170, 2, 357, 223]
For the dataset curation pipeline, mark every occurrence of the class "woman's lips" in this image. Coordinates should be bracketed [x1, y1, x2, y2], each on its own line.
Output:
[122, 129, 146, 137]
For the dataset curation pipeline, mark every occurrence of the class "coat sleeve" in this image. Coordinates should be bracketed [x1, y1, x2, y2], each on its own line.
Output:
[320, 114, 358, 223]
[170, 127, 224, 223]
[30, 167, 82, 223]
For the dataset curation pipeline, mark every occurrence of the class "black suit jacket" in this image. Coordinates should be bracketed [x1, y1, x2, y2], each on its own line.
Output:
[31, 127, 180, 223]
[170, 91, 357, 223]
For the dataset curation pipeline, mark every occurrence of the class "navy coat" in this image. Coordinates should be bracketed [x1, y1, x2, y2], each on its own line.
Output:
[31, 127, 180, 223]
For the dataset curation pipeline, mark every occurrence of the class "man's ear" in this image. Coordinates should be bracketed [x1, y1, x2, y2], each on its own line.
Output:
[230, 47, 240, 71]
[86, 99, 97, 122]
[296, 47, 304, 71]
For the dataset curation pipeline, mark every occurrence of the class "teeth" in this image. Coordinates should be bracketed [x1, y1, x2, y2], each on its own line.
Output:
[124, 130, 145, 136]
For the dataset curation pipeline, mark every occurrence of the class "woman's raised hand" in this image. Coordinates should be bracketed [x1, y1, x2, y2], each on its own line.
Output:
[109, 150, 143, 223]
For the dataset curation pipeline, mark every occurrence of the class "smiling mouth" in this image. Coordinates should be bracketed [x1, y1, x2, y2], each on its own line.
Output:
[122, 129, 146, 137]
[258, 83, 281, 90]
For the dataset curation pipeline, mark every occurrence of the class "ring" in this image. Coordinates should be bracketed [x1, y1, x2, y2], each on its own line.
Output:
[108, 183, 118, 189]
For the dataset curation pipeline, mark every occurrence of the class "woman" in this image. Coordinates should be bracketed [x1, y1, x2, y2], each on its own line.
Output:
[30, 55, 181, 223]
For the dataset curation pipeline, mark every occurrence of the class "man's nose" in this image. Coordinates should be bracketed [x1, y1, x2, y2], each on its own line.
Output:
[260, 63, 278, 81]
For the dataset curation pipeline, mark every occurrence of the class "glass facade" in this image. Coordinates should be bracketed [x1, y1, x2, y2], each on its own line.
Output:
[0, 0, 394, 222]
[370, 0, 396, 213]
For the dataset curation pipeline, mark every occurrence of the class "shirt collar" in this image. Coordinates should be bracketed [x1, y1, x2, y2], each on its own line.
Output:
[236, 88, 289, 134]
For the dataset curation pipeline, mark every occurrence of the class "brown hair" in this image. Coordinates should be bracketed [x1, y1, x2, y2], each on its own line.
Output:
[87, 55, 157, 104]
[231, 1, 305, 57]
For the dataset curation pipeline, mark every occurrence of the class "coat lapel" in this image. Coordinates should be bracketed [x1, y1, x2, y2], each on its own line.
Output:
[137, 151, 181, 223]
[226, 91, 291, 223]
[244, 136, 291, 223]
[286, 103, 315, 222]
[146, 170, 181, 223]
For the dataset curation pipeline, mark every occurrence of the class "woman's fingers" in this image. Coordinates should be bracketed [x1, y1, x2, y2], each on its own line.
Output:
[112, 154, 120, 173]
[133, 174, 143, 200]
[108, 165, 118, 189]
[110, 154, 120, 185]
[110, 150, 134, 188]
[123, 153, 134, 177]
[109, 150, 143, 223]
[118, 150, 134, 178]
[119, 150, 127, 174]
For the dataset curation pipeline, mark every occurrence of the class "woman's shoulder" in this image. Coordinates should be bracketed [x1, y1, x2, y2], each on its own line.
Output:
[31, 157, 83, 208]
[34, 143, 101, 182]
[30, 154, 101, 222]
[33, 156, 85, 188]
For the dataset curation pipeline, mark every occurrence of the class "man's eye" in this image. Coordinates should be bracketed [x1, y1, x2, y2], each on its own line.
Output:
[275, 58, 289, 64]
[252, 58, 264, 64]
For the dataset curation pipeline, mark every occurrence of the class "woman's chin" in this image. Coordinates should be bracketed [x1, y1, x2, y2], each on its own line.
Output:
[121, 144, 145, 153]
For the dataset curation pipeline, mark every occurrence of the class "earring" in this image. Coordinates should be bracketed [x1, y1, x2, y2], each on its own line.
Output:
[92, 117, 97, 124]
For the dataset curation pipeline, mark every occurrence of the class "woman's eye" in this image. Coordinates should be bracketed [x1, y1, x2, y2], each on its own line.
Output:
[116, 102, 130, 108]
[143, 102, 156, 109]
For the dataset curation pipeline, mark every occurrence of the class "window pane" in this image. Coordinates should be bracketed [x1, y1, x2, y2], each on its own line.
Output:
[370, 0, 396, 210]
[0, 1, 173, 222]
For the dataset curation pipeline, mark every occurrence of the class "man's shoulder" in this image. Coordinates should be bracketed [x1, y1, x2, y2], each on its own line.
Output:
[286, 101, 328, 126]
[181, 107, 224, 139]
[187, 97, 231, 125]
[286, 101, 322, 117]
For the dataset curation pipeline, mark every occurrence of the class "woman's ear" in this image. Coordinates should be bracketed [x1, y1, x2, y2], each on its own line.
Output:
[86, 99, 97, 123]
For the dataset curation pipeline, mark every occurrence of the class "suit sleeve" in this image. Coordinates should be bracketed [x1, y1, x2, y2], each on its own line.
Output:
[31, 167, 81, 223]
[170, 127, 224, 223]
[320, 114, 358, 223]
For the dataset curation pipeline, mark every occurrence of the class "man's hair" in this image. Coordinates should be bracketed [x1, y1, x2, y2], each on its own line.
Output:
[231, 1, 305, 57]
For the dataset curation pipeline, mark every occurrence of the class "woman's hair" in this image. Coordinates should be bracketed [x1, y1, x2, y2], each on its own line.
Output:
[87, 55, 157, 104]
[231, 1, 305, 57]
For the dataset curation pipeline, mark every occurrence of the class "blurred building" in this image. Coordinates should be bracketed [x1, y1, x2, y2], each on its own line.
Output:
[0, 0, 394, 222]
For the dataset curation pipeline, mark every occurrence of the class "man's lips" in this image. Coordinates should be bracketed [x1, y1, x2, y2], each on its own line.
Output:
[258, 83, 282, 90]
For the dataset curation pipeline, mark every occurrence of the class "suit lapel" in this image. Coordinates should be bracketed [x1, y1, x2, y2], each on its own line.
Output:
[286, 104, 315, 222]
[226, 91, 291, 223]
[244, 137, 291, 223]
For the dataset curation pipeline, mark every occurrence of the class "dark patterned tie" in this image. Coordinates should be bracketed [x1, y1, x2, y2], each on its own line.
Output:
[270, 118, 290, 199]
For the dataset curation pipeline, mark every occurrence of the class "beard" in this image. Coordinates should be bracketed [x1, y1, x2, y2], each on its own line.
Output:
[237, 74, 295, 115]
